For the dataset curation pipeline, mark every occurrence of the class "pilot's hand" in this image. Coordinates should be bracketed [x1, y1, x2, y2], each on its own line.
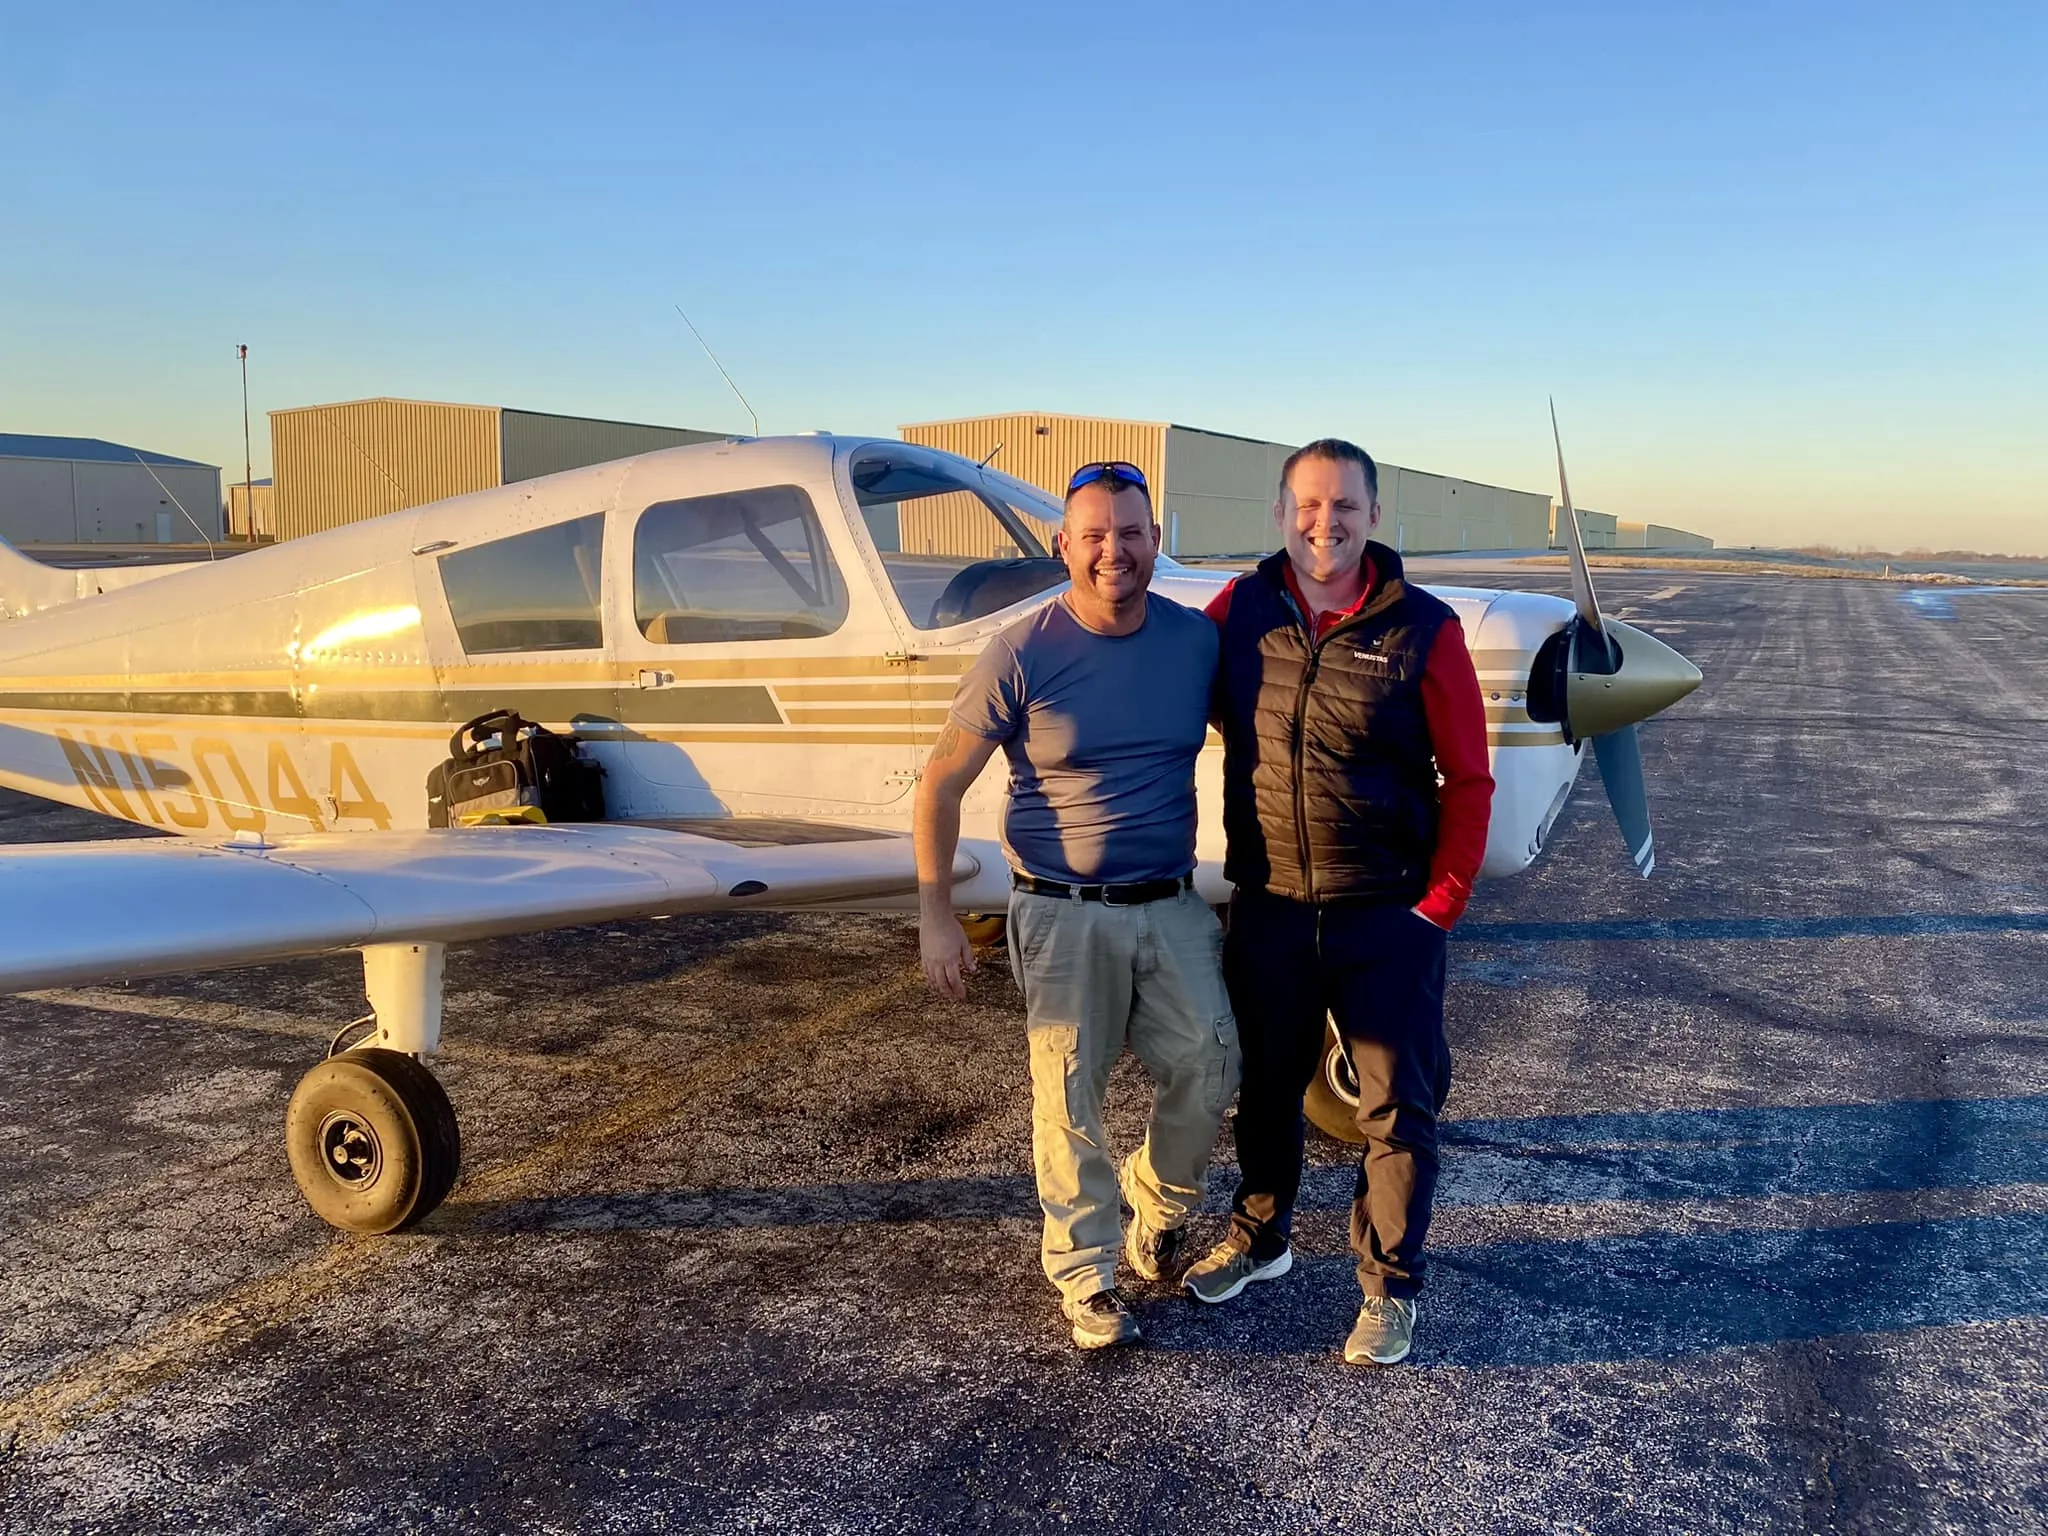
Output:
[920, 913, 977, 1001]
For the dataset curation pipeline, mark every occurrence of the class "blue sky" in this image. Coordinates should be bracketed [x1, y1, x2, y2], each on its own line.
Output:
[2, 2, 2041, 552]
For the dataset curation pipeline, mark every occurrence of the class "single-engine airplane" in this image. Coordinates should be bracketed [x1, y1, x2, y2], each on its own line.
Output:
[0, 421, 1699, 1233]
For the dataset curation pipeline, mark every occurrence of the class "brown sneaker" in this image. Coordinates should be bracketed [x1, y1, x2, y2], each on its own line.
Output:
[1063, 1287, 1142, 1350]
[1342, 1295, 1417, 1365]
[1117, 1156, 1188, 1283]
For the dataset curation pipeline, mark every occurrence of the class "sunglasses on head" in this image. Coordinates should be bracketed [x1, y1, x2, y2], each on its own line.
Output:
[1066, 461, 1148, 493]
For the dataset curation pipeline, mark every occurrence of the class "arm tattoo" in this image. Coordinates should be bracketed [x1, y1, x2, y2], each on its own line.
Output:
[932, 721, 965, 762]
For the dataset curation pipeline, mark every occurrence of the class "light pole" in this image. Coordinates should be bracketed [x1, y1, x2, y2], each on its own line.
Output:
[238, 343, 254, 541]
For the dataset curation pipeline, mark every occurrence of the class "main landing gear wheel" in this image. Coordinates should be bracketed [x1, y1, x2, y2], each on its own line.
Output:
[285, 1048, 462, 1234]
[1303, 1017, 1368, 1146]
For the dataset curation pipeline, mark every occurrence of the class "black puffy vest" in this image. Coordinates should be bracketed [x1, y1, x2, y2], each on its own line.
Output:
[1217, 545, 1454, 903]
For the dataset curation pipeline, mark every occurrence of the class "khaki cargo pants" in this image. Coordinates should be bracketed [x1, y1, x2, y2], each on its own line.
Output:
[1007, 886, 1242, 1303]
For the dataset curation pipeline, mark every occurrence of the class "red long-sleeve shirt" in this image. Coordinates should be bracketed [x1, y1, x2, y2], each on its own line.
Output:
[1205, 560, 1495, 928]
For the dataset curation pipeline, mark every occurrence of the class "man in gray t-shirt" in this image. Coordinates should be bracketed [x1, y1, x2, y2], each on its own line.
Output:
[914, 461, 1240, 1351]
[948, 591, 1215, 886]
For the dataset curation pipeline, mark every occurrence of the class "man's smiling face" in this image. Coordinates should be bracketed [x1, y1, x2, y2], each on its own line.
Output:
[1276, 455, 1379, 588]
[1059, 482, 1158, 606]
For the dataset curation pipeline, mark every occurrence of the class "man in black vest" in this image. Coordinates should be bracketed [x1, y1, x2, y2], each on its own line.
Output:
[1183, 439, 1494, 1366]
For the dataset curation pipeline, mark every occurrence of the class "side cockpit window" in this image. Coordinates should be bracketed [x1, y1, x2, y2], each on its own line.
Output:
[634, 485, 848, 644]
[849, 446, 1066, 630]
[437, 513, 605, 654]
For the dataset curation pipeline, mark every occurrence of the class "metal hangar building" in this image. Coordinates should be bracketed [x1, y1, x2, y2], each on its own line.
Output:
[898, 412, 1555, 558]
[0, 433, 224, 546]
[265, 399, 728, 541]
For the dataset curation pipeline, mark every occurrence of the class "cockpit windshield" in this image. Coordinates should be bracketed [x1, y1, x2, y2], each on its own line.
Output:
[848, 445, 1068, 630]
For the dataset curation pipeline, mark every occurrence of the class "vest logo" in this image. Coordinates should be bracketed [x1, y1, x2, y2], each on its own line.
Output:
[1351, 650, 1390, 666]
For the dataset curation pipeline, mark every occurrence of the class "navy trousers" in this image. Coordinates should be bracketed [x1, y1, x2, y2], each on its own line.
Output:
[1222, 890, 1451, 1299]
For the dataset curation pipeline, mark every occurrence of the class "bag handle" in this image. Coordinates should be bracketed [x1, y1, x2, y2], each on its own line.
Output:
[450, 708, 528, 761]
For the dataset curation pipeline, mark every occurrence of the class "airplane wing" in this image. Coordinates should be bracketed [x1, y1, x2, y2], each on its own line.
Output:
[0, 822, 970, 992]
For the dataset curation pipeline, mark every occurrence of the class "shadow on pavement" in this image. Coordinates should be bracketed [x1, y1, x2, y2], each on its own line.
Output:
[1434, 1094, 2048, 1206]
[1458, 910, 2048, 942]
[1133, 1213, 2048, 1368]
[447, 1094, 2048, 1366]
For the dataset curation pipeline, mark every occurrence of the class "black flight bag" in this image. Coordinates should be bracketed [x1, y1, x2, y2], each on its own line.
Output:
[426, 709, 607, 828]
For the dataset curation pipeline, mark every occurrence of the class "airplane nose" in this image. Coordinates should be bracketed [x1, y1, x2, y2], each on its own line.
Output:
[1564, 617, 1703, 739]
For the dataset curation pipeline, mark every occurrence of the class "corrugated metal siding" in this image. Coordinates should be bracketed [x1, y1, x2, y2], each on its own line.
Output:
[900, 414, 1165, 555]
[226, 481, 275, 540]
[1613, 519, 1714, 550]
[1498, 488, 1554, 550]
[1551, 505, 1619, 549]
[1162, 427, 1296, 555]
[0, 459, 83, 542]
[499, 410, 726, 484]
[1382, 464, 1445, 554]
[1329, 464, 1549, 555]
[889, 490, 1059, 559]
[899, 415, 1567, 558]
[63, 462, 223, 542]
[270, 399, 500, 541]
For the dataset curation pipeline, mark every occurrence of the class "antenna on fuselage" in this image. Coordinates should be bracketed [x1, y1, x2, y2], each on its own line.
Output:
[977, 442, 1005, 468]
[131, 454, 219, 561]
[673, 304, 760, 438]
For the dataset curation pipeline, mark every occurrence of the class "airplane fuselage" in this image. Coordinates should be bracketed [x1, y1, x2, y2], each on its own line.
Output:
[0, 435, 1588, 909]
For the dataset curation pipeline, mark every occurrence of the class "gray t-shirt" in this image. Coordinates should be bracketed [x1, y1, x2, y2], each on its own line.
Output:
[949, 592, 1218, 884]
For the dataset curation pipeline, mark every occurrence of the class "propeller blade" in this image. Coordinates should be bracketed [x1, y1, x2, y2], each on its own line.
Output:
[1592, 724, 1655, 877]
[1549, 398, 1604, 640]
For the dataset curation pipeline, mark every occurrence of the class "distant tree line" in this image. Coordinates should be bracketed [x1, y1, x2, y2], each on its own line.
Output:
[1792, 545, 2042, 563]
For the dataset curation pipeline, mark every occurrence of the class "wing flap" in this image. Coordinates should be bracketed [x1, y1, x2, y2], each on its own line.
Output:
[0, 824, 965, 992]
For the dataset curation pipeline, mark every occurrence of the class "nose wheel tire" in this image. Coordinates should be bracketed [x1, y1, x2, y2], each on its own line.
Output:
[1303, 1017, 1368, 1145]
[285, 1047, 462, 1234]
[960, 913, 1007, 948]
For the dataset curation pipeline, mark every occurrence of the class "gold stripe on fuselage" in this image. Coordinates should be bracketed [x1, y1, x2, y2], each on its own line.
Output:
[774, 682, 962, 702]
[0, 710, 1566, 751]
[0, 652, 982, 697]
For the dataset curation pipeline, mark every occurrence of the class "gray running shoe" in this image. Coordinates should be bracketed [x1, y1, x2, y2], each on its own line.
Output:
[1182, 1240, 1293, 1304]
[1063, 1287, 1142, 1350]
[1117, 1156, 1188, 1283]
[1342, 1295, 1417, 1365]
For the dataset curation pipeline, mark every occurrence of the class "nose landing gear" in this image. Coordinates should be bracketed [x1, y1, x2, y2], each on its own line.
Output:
[1303, 1016, 1368, 1145]
[960, 913, 1007, 948]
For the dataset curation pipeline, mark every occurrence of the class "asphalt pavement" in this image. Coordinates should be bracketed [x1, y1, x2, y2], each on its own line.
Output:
[2, 571, 2045, 1534]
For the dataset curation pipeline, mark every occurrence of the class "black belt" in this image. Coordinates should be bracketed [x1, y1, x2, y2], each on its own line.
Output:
[1011, 872, 1193, 906]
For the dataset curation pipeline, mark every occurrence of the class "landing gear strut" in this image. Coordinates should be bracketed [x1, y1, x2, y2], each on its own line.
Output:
[284, 943, 462, 1233]
[1302, 1016, 1368, 1145]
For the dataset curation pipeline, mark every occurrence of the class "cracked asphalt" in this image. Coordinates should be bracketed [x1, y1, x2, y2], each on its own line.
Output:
[2, 570, 2046, 1534]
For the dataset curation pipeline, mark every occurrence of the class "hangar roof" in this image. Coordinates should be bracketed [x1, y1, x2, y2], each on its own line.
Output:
[897, 409, 1287, 448]
[0, 433, 215, 468]
[268, 397, 700, 434]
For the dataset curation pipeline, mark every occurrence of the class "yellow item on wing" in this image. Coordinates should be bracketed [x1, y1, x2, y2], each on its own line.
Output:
[456, 806, 550, 827]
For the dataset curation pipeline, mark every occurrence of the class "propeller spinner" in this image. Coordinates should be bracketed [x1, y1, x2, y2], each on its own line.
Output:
[1534, 402, 1703, 875]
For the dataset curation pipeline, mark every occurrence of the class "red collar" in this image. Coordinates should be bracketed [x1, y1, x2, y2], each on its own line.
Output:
[1283, 555, 1379, 639]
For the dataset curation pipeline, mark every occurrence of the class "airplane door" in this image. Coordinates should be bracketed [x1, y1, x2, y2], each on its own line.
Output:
[612, 478, 916, 814]
[844, 443, 1069, 788]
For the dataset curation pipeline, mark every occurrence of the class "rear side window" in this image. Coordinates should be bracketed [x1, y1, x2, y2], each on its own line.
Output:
[634, 485, 847, 644]
[438, 513, 605, 654]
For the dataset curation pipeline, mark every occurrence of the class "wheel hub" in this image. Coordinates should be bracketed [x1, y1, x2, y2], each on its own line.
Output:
[317, 1110, 383, 1189]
